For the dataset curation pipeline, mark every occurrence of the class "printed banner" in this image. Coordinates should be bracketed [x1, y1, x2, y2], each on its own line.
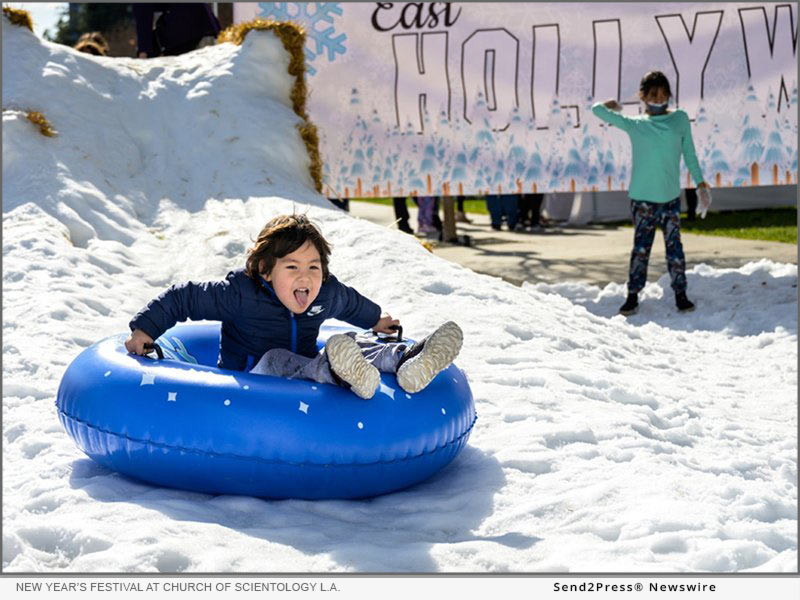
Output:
[234, 2, 798, 197]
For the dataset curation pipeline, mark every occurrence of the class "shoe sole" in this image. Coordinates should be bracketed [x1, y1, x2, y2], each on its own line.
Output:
[619, 307, 638, 316]
[397, 322, 463, 394]
[677, 306, 696, 313]
[326, 335, 380, 399]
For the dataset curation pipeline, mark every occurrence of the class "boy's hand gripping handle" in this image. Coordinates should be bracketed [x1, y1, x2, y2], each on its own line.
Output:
[143, 342, 164, 360]
[381, 325, 403, 343]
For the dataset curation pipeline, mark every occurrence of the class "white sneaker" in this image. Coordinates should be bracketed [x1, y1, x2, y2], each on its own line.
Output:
[397, 322, 463, 394]
[325, 334, 380, 399]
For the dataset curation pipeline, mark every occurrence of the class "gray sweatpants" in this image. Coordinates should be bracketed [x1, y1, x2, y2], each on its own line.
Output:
[249, 332, 410, 386]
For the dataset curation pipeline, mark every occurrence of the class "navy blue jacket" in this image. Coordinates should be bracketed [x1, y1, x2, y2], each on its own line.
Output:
[130, 269, 382, 371]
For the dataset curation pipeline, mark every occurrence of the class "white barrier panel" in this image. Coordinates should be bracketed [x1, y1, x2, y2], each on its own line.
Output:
[233, 3, 798, 198]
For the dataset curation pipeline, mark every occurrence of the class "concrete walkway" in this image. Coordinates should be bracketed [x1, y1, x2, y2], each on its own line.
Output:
[348, 201, 798, 287]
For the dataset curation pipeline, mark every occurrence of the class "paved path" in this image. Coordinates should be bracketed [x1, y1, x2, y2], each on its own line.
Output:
[349, 201, 798, 287]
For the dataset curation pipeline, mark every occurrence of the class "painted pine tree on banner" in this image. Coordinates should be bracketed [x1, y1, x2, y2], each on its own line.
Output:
[739, 83, 765, 186]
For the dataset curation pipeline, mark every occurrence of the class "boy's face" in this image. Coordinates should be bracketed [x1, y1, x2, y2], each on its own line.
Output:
[265, 241, 323, 314]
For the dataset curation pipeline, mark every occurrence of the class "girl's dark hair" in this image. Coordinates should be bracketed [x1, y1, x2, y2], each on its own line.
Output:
[245, 214, 331, 281]
[639, 71, 672, 99]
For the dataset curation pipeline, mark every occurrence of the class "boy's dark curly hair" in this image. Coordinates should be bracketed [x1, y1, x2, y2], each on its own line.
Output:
[639, 71, 672, 99]
[245, 214, 331, 281]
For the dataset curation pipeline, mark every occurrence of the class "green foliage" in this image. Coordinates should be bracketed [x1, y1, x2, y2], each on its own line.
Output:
[52, 4, 132, 46]
[680, 208, 797, 244]
[354, 200, 797, 243]
[616, 207, 797, 243]
[355, 197, 490, 215]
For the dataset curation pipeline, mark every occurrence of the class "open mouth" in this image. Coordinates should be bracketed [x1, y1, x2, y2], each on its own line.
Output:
[293, 288, 310, 307]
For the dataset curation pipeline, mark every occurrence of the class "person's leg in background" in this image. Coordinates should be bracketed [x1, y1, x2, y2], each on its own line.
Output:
[417, 196, 436, 234]
[455, 195, 472, 223]
[393, 196, 413, 234]
[502, 194, 520, 230]
[518, 194, 533, 228]
[529, 193, 544, 230]
[432, 197, 443, 233]
[684, 188, 697, 221]
[620, 200, 658, 315]
[660, 197, 694, 311]
[486, 195, 502, 230]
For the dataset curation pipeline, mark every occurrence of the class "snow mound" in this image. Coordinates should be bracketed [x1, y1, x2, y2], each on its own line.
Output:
[2, 17, 797, 573]
[2, 18, 321, 247]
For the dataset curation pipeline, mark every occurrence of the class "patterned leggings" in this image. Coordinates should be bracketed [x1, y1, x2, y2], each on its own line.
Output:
[628, 197, 687, 294]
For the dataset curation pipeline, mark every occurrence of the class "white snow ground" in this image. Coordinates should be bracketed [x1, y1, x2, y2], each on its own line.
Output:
[2, 18, 797, 573]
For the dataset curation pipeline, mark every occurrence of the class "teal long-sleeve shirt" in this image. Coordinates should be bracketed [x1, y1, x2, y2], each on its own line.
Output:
[591, 103, 705, 203]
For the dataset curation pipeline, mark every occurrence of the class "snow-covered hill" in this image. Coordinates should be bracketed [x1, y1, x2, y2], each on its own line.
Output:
[2, 17, 797, 572]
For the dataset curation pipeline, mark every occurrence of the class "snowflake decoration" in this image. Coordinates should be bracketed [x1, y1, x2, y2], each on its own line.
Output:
[256, 3, 347, 76]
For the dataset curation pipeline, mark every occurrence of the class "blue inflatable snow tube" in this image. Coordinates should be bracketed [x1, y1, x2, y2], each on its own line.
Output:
[56, 323, 476, 499]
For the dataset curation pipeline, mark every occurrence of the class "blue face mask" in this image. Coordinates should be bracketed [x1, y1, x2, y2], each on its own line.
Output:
[646, 101, 668, 115]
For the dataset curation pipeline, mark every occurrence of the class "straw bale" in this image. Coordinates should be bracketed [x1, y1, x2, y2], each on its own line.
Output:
[3, 6, 33, 32]
[218, 19, 323, 193]
[26, 111, 57, 137]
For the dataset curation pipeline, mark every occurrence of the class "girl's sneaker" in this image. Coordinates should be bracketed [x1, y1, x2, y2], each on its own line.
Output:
[619, 293, 639, 315]
[397, 322, 463, 393]
[325, 334, 380, 399]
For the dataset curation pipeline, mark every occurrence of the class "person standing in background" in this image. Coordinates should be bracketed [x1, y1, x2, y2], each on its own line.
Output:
[133, 3, 220, 58]
[592, 71, 710, 316]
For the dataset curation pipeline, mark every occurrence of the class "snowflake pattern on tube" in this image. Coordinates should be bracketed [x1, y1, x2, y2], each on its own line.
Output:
[256, 2, 347, 76]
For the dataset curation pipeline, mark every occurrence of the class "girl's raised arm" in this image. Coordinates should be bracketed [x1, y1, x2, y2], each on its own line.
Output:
[591, 101, 632, 131]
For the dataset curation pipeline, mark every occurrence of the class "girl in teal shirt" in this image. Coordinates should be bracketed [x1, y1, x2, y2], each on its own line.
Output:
[592, 71, 710, 315]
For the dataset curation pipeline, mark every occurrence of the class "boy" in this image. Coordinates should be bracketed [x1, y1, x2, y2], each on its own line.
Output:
[126, 214, 463, 399]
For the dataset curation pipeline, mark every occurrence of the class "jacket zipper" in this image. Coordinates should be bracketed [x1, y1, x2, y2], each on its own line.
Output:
[260, 276, 298, 353]
[289, 311, 297, 354]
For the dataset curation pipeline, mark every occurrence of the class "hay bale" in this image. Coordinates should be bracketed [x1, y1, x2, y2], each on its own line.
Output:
[3, 6, 34, 32]
[26, 111, 57, 137]
[218, 19, 323, 193]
